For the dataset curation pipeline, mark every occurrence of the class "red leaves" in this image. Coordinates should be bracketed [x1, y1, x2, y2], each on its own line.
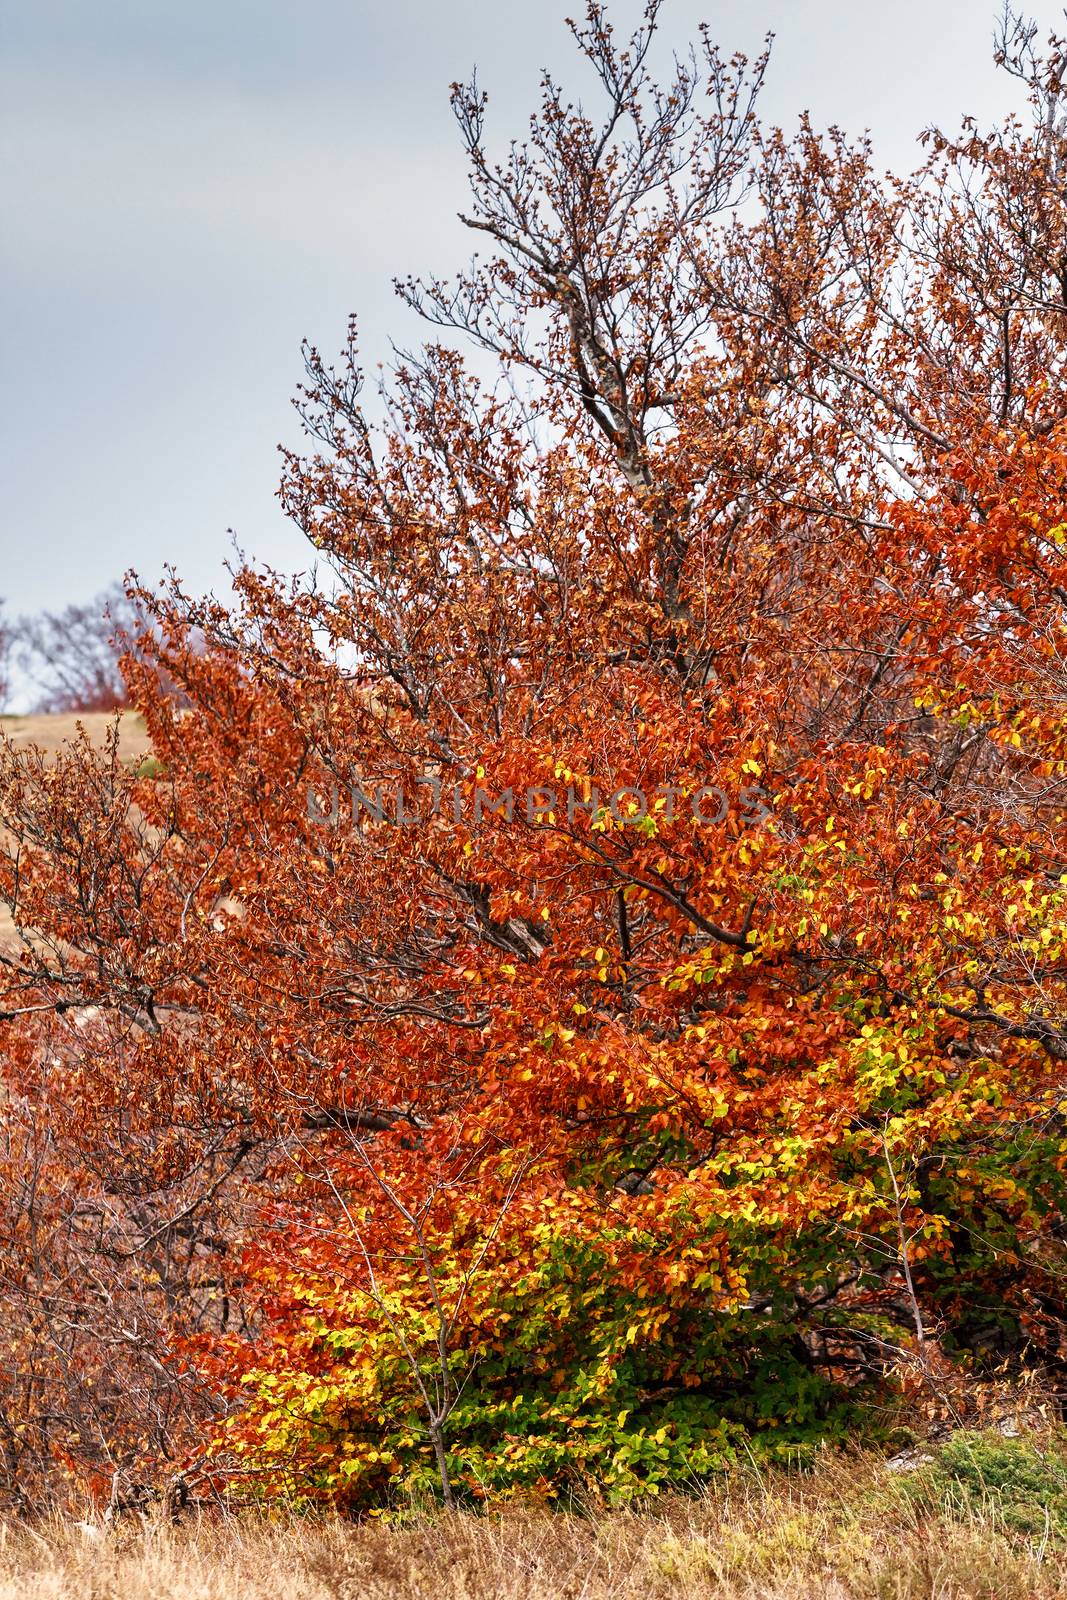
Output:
[3, 6, 1067, 1506]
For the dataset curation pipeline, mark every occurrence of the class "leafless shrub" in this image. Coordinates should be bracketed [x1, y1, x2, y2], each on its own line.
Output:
[11, 584, 143, 714]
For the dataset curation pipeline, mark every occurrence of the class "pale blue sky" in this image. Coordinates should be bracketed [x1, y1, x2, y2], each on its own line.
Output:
[2, 1, 1061, 619]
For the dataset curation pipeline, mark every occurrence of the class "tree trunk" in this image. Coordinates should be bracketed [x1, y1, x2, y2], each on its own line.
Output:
[429, 1422, 455, 1510]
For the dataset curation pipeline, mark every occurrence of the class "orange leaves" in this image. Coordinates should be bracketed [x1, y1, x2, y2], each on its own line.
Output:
[6, 7, 1067, 1506]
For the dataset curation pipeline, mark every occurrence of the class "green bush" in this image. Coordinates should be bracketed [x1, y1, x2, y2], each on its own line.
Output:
[913, 1431, 1067, 1540]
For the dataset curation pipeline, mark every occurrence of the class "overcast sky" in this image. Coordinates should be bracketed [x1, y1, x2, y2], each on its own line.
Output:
[2, 0, 1064, 626]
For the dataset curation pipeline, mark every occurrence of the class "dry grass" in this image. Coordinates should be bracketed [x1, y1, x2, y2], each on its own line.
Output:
[3, 1450, 1067, 1600]
[0, 712, 151, 763]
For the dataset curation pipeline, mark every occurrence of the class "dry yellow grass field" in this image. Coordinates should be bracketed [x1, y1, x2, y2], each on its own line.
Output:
[0, 712, 151, 764]
[3, 1450, 1067, 1600]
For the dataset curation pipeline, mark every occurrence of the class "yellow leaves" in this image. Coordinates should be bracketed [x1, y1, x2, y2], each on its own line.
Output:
[846, 765, 886, 801]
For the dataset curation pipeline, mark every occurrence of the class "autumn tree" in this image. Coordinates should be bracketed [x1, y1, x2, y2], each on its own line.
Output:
[0, 1, 1066, 1510]
[11, 583, 146, 715]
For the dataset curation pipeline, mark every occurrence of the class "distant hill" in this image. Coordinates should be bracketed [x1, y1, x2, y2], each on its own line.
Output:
[0, 710, 151, 761]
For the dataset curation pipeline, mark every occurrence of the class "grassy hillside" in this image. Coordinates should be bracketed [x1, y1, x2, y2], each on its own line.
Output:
[0, 711, 150, 762]
[3, 1436, 1067, 1599]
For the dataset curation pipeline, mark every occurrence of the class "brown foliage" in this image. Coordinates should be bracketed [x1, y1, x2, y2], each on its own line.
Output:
[0, 3, 1065, 1512]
